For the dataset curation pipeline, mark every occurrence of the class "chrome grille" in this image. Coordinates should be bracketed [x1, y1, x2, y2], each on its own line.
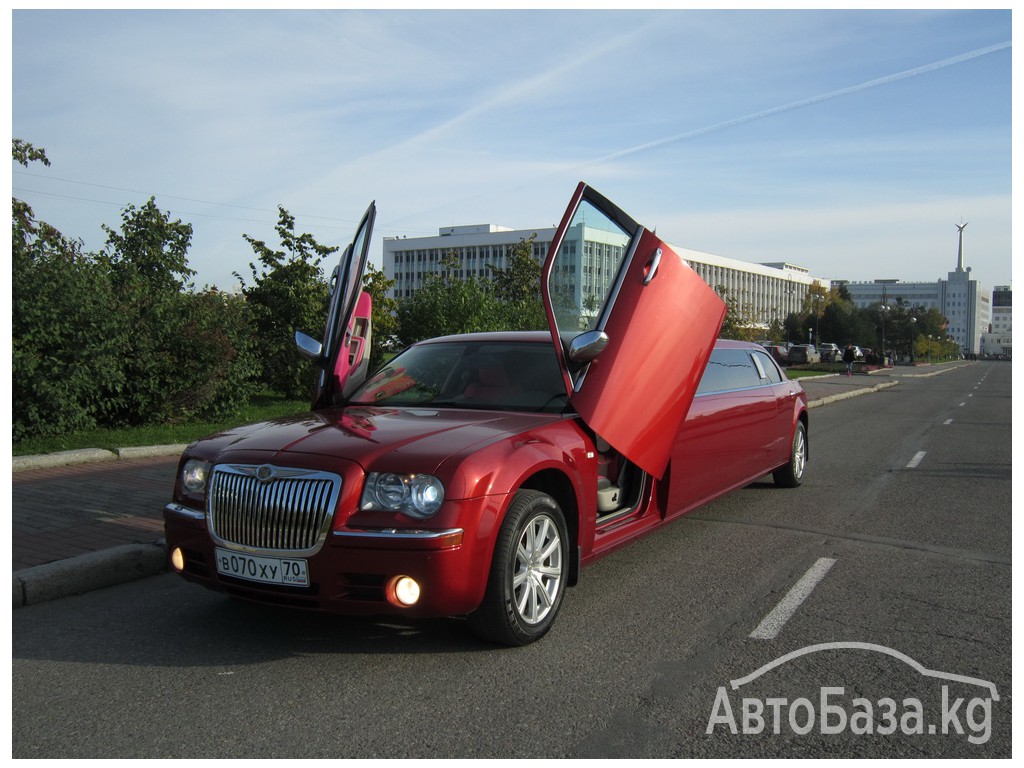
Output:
[207, 465, 341, 554]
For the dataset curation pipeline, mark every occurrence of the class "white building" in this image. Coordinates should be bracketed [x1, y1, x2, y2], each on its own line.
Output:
[843, 226, 991, 355]
[382, 225, 822, 327]
[981, 285, 1011, 358]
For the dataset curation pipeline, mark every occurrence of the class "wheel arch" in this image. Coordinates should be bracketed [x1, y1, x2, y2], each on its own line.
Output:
[518, 468, 581, 587]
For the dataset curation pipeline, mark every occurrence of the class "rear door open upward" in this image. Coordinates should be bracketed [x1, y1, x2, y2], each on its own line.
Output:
[541, 183, 726, 478]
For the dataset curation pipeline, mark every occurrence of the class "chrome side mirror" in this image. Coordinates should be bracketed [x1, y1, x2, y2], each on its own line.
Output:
[568, 330, 609, 364]
[295, 331, 324, 362]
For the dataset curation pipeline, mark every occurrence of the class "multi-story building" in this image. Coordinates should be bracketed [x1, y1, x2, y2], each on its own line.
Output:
[981, 285, 1011, 358]
[382, 225, 821, 328]
[843, 227, 991, 355]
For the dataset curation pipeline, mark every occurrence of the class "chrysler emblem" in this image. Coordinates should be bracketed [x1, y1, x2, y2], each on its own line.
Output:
[255, 465, 275, 483]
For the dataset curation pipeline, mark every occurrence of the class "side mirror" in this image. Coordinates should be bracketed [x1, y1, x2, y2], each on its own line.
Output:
[568, 330, 609, 364]
[295, 331, 324, 362]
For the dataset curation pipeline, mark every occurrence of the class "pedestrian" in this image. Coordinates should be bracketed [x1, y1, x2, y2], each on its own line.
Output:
[842, 344, 856, 377]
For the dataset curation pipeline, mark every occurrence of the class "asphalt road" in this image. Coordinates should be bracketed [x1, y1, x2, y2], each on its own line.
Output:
[12, 363, 1011, 758]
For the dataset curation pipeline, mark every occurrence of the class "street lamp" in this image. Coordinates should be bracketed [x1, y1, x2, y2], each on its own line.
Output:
[879, 304, 890, 367]
[909, 317, 917, 363]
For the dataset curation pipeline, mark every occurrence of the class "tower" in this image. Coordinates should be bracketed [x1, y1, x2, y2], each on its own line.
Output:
[955, 221, 968, 273]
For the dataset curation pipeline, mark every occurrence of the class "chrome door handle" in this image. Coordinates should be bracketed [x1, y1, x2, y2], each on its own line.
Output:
[643, 248, 662, 286]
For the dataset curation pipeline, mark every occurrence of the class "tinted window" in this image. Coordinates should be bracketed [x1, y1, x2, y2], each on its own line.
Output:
[349, 341, 568, 413]
[697, 348, 763, 395]
[751, 350, 783, 383]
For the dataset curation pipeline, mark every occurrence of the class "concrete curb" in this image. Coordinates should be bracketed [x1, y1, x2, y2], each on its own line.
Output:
[13, 541, 168, 609]
[807, 380, 899, 409]
[13, 444, 186, 473]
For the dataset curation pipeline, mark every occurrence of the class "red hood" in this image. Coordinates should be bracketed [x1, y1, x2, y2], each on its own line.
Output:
[187, 406, 563, 474]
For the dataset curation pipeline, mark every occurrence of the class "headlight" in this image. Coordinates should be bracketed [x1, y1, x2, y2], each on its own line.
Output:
[361, 473, 445, 519]
[181, 459, 212, 493]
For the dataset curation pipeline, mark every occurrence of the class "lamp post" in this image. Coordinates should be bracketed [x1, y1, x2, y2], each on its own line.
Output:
[909, 317, 917, 363]
[879, 304, 891, 367]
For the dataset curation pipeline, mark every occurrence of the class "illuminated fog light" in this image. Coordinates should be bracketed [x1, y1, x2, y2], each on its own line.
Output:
[170, 547, 185, 573]
[387, 575, 421, 607]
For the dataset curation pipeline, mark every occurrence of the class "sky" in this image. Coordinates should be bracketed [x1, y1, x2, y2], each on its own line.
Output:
[9, 6, 1015, 294]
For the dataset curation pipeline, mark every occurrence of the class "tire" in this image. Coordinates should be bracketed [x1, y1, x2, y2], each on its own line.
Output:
[468, 490, 569, 646]
[773, 421, 807, 488]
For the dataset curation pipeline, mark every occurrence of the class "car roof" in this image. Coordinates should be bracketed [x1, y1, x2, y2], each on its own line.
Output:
[416, 332, 760, 350]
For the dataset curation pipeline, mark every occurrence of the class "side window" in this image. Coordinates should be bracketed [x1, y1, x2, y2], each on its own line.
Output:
[751, 350, 782, 384]
[697, 349, 762, 394]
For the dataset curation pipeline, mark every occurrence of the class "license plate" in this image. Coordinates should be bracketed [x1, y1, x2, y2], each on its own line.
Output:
[215, 548, 309, 587]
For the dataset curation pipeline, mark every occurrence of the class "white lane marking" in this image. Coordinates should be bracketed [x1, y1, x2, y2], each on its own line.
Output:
[959, 401, 967, 407]
[906, 451, 927, 469]
[749, 557, 837, 640]
[943, 418, 953, 425]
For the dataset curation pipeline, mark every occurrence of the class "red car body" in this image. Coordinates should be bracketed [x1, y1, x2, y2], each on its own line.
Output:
[164, 184, 809, 645]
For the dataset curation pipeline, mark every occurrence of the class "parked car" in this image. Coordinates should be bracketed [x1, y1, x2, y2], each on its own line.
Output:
[763, 344, 790, 366]
[788, 344, 821, 364]
[818, 342, 840, 363]
[164, 183, 809, 646]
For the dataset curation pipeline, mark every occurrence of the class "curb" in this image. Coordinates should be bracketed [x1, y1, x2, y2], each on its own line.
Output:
[806, 380, 900, 409]
[13, 541, 168, 609]
[13, 444, 186, 473]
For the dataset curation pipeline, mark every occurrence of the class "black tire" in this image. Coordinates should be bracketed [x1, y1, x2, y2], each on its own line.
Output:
[773, 421, 807, 488]
[468, 490, 569, 646]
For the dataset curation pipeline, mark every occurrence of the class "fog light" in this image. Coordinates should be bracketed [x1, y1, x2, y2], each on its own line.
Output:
[386, 575, 421, 607]
[170, 547, 185, 573]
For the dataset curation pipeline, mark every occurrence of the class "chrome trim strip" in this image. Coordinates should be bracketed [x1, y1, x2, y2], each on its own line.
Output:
[206, 464, 343, 558]
[165, 503, 206, 521]
[332, 528, 464, 541]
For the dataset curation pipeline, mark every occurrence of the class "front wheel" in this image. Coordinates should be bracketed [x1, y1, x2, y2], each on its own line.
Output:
[773, 421, 807, 488]
[468, 490, 569, 646]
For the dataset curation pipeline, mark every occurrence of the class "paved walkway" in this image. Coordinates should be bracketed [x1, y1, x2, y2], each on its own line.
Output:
[10, 364, 967, 606]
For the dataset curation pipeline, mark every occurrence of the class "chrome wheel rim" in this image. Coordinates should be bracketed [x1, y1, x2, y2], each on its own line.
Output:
[793, 428, 806, 480]
[512, 513, 563, 625]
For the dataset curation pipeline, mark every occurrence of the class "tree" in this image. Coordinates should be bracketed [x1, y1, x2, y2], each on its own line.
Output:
[13, 139, 260, 438]
[487, 235, 548, 332]
[238, 207, 337, 399]
[715, 285, 761, 342]
[12, 140, 128, 439]
[101, 197, 194, 293]
[396, 253, 503, 345]
[362, 262, 399, 369]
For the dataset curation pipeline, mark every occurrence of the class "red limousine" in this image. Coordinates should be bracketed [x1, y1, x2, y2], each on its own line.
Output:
[164, 183, 809, 645]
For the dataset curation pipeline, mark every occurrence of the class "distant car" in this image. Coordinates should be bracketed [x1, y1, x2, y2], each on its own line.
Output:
[163, 183, 810, 646]
[818, 343, 840, 363]
[788, 344, 821, 364]
[764, 344, 790, 366]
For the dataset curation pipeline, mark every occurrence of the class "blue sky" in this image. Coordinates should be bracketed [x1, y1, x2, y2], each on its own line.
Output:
[10, 7, 1014, 293]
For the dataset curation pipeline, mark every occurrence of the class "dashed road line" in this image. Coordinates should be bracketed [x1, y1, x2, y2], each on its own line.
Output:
[906, 451, 927, 469]
[749, 557, 837, 640]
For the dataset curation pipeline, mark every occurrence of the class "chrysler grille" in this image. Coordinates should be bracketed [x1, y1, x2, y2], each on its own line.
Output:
[207, 465, 341, 554]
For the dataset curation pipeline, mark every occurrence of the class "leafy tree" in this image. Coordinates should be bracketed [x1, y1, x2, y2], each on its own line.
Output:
[362, 262, 399, 369]
[12, 140, 128, 439]
[238, 207, 337, 399]
[715, 285, 761, 342]
[13, 139, 260, 437]
[396, 253, 503, 345]
[101, 197, 195, 293]
[488, 235, 548, 331]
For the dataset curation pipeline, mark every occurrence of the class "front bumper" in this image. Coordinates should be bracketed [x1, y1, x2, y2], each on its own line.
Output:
[163, 499, 497, 618]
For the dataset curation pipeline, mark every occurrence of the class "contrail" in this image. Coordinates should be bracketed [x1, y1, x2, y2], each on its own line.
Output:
[588, 41, 1012, 165]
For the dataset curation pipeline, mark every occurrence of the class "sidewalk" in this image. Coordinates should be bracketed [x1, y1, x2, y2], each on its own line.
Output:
[10, 363, 967, 608]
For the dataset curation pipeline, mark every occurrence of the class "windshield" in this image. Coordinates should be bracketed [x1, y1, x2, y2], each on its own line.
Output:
[349, 340, 569, 413]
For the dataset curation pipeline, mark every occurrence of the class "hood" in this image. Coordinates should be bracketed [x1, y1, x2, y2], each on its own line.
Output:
[189, 406, 563, 473]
